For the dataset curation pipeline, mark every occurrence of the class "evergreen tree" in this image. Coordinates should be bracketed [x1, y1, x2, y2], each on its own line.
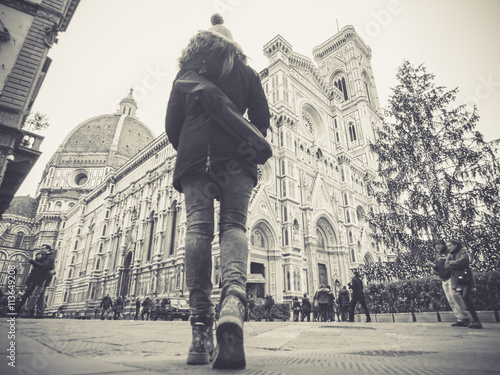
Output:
[367, 60, 500, 276]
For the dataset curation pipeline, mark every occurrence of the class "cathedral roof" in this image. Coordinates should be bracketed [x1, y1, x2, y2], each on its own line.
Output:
[4, 196, 38, 219]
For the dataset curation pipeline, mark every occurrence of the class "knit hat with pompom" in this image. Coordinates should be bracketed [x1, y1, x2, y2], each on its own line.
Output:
[208, 13, 234, 41]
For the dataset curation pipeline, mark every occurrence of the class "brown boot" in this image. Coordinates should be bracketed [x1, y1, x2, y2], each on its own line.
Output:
[186, 315, 214, 365]
[213, 290, 246, 369]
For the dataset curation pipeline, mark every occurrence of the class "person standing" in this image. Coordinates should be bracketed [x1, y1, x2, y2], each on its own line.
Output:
[314, 285, 329, 322]
[348, 271, 371, 322]
[100, 295, 113, 320]
[165, 13, 270, 369]
[141, 297, 152, 321]
[326, 286, 335, 322]
[445, 239, 482, 329]
[300, 294, 311, 322]
[337, 286, 350, 322]
[134, 298, 141, 320]
[247, 294, 256, 322]
[292, 297, 301, 322]
[19, 245, 55, 318]
[114, 297, 124, 320]
[264, 294, 274, 322]
[426, 240, 471, 327]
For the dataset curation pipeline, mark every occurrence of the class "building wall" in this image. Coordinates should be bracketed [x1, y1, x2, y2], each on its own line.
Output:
[0, 0, 79, 215]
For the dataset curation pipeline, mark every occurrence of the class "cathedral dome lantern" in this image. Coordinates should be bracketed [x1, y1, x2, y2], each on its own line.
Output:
[116, 88, 138, 117]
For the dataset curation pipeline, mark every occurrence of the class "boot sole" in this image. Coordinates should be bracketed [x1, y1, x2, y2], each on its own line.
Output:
[186, 352, 210, 365]
[213, 321, 245, 369]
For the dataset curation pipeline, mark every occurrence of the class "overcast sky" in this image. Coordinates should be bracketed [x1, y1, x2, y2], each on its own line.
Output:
[17, 0, 500, 196]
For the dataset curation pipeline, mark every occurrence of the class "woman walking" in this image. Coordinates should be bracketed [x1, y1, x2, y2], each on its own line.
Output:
[445, 239, 482, 329]
[165, 14, 270, 368]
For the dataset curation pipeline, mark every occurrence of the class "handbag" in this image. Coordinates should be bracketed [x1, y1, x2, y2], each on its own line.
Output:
[457, 268, 472, 285]
[174, 70, 272, 165]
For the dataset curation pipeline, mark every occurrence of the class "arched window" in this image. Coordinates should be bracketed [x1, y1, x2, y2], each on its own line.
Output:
[351, 249, 356, 262]
[98, 243, 103, 253]
[333, 74, 349, 101]
[346, 210, 351, 223]
[169, 201, 178, 256]
[284, 228, 289, 246]
[349, 231, 353, 243]
[348, 123, 357, 142]
[344, 193, 349, 206]
[74, 240, 78, 250]
[146, 211, 156, 262]
[95, 258, 100, 270]
[294, 267, 301, 291]
[287, 270, 291, 290]
[15, 232, 25, 248]
[68, 268, 73, 278]
[55, 201, 62, 211]
[101, 225, 107, 237]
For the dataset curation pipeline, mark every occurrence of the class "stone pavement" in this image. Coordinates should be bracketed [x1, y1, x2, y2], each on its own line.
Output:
[1, 318, 499, 375]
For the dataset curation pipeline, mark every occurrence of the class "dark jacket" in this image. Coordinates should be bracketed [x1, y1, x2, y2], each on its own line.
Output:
[101, 296, 113, 309]
[349, 277, 365, 300]
[315, 287, 330, 304]
[301, 297, 311, 313]
[165, 30, 270, 192]
[292, 299, 301, 311]
[432, 250, 451, 281]
[337, 288, 350, 308]
[142, 297, 152, 310]
[445, 246, 476, 289]
[28, 251, 55, 287]
[264, 295, 274, 308]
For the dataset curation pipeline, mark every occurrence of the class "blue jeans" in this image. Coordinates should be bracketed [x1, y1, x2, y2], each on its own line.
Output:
[181, 172, 253, 317]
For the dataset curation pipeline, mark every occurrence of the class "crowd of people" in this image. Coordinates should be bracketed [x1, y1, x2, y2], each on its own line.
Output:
[252, 271, 372, 323]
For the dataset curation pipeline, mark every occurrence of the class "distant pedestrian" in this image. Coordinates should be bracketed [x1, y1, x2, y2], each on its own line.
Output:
[292, 297, 301, 322]
[141, 297, 152, 320]
[326, 286, 335, 322]
[134, 298, 141, 320]
[348, 271, 371, 322]
[301, 293, 311, 322]
[114, 297, 124, 320]
[445, 239, 482, 329]
[337, 286, 350, 322]
[314, 285, 329, 322]
[247, 294, 256, 322]
[264, 294, 274, 321]
[57, 305, 64, 319]
[311, 296, 320, 322]
[100, 294, 113, 320]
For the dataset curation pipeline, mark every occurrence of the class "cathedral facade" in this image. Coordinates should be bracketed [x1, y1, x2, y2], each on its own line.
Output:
[1, 26, 392, 313]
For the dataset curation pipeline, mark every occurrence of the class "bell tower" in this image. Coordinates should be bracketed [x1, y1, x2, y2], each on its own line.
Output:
[313, 26, 382, 170]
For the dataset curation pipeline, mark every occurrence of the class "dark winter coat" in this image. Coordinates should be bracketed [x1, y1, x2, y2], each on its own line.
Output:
[337, 288, 350, 308]
[265, 295, 274, 308]
[432, 250, 451, 281]
[142, 297, 152, 311]
[292, 300, 301, 311]
[28, 251, 55, 287]
[165, 30, 270, 192]
[101, 296, 113, 309]
[349, 277, 365, 300]
[301, 297, 311, 313]
[315, 287, 330, 305]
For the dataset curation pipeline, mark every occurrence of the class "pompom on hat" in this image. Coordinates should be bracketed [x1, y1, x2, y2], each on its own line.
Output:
[208, 13, 234, 41]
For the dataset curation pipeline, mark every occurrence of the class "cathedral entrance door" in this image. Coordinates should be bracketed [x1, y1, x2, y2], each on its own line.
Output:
[119, 252, 133, 298]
